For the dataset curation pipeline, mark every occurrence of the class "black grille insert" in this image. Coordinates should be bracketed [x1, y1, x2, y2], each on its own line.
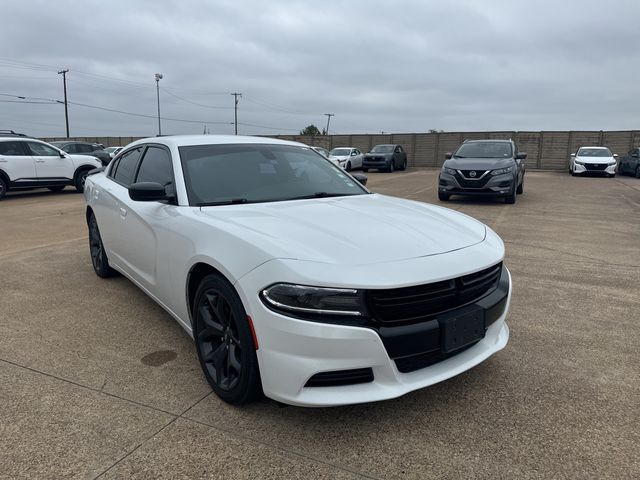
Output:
[585, 163, 607, 171]
[366, 263, 502, 325]
[305, 368, 374, 387]
[395, 343, 478, 373]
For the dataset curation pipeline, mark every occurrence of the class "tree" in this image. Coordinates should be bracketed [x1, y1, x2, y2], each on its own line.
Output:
[300, 124, 321, 136]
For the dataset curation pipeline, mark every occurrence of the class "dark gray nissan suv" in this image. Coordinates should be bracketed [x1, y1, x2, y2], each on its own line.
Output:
[438, 139, 526, 204]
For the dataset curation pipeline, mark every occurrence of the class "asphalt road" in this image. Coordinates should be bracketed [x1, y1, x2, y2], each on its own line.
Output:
[1, 170, 639, 479]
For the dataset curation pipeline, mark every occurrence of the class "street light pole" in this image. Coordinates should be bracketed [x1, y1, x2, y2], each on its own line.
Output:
[58, 69, 69, 137]
[155, 73, 163, 136]
[324, 113, 334, 135]
[231, 92, 242, 135]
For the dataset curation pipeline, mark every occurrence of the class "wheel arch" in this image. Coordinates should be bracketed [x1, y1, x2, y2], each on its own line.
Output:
[0, 168, 9, 185]
[74, 164, 95, 182]
[85, 205, 94, 224]
[186, 262, 237, 329]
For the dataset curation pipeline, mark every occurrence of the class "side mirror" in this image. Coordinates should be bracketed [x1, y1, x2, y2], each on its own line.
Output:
[445, 152, 453, 159]
[571, 153, 576, 157]
[59, 151, 66, 158]
[516, 152, 527, 160]
[351, 173, 368, 186]
[129, 182, 170, 202]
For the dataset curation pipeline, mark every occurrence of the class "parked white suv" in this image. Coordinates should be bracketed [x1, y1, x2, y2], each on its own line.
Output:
[0, 137, 102, 199]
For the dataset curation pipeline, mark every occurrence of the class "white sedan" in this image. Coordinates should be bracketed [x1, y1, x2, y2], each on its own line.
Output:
[329, 147, 364, 171]
[84, 135, 511, 407]
[570, 146, 618, 177]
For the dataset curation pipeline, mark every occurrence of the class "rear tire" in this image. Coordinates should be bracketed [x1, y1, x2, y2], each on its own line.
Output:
[346, 161, 352, 172]
[193, 274, 261, 405]
[0, 177, 7, 200]
[401, 159, 407, 171]
[88, 213, 117, 278]
[75, 169, 90, 193]
[636, 166, 640, 179]
[362, 168, 369, 173]
[438, 191, 450, 201]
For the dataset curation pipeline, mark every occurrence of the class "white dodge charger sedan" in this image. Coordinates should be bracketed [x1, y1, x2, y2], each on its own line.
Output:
[84, 135, 511, 407]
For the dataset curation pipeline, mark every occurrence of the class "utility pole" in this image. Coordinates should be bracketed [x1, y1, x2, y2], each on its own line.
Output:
[231, 92, 242, 135]
[324, 113, 335, 135]
[155, 73, 163, 136]
[58, 69, 69, 137]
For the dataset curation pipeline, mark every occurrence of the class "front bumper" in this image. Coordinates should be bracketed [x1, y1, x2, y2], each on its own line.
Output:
[439, 172, 515, 196]
[363, 158, 391, 169]
[573, 163, 615, 174]
[236, 256, 511, 407]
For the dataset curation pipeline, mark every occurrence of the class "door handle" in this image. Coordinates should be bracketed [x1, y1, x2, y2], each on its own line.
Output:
[119, 208, 127, 218]
[35, 160, 46, 163]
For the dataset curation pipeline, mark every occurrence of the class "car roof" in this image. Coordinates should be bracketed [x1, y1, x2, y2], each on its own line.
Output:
[331, 146, 356, 149]
[578, 146, 609, 149]
[126, 134, 305, 149]
[463, 139, 511, 143]
[0, 136, 44, 143]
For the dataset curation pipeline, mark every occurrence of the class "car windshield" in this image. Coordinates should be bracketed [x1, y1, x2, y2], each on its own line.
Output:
[330, 148, 351, 156]
[577, 148, 612, 157]
[454, 142, 512, 158]
[179, 143, 368, 206]
[371, 145, 394, 153]
[104, 147, 118, 153]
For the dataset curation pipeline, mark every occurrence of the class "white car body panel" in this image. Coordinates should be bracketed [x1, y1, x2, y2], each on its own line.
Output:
[329, 147, 364, 170]
[84, 134, 510, 407]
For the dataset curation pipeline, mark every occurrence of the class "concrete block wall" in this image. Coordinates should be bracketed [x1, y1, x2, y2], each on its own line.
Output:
[43, 130, 640, 170]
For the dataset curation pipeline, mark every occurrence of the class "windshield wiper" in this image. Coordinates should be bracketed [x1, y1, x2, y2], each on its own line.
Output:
[197, 198, 249, 206]
[286, 192, 358, 201]
[453, 155, 465, 158]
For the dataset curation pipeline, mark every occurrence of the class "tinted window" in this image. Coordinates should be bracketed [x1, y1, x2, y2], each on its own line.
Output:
[371, 145, 394, 153]
[577, 148, 612, 157]
[76, 144, 94, 153]
[27, 142, 60, 156]
[0, 141, 28, 155]
[455, 142, 512, 158]
[113, 148, 143, 186]
[179, 143, 366, 205]
[135, 147, 173, 185]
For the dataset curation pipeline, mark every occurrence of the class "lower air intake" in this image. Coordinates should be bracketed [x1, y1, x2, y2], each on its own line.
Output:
[305, 368, 374, 387]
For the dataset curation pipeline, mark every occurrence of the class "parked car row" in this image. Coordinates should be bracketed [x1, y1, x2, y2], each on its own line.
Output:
[320, 144, 409, 172]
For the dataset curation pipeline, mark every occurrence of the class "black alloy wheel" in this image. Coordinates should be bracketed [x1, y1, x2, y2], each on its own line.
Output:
[194, 274, 261, 404]
[516, 178, 524, 194]
[388, 160, 395, 173]
[88, 213, 117, 277]
[346, 161, 352, 172]
[505, 185, 517, 204]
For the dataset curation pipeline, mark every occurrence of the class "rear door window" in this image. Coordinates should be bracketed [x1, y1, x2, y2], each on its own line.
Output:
[0, 141, 29, 155]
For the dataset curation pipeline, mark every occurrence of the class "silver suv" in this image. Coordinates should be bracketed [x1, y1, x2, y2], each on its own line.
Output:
[438, 139, 526, 204]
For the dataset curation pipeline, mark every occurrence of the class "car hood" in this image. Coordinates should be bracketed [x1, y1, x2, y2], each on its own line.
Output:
[444, 157, 514, 170]
[575, 156, 614, 163]
[330, 155, 349, 161]
[199, 194, 486, 265]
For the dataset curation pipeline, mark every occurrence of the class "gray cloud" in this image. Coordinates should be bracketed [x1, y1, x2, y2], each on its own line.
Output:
[1, 0, 639, 138]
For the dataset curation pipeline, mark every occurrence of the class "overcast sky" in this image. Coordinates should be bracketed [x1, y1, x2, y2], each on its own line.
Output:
[1, 0, 639, 138]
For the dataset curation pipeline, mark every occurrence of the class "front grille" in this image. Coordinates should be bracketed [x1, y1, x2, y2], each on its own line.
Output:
[305, 368, 374, 387]
[395, 343, 478, 373]
[366, 156, 384, 162]
[585, 163, 607, 171]
[459, 169, 488, 179]
[455, 173, 491, 188]
[366, 263, 502, 325]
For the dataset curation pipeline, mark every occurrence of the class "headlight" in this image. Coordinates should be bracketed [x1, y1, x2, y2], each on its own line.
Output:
[608, 160, 616, 166]
[261, 284, 363, 317]
[442, 167, 457, 175]
[574, 159, 584, 165]
[491, 166, 514, 176]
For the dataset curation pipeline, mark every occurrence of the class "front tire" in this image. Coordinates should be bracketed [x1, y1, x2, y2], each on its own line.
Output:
[401, 159, 407, 171]
[438, 191, 450, 201]
[516, 178, 524, 194]
[194, 274, 261, 405]
[0, 177, 7, 200]
[346, 161, 352, 172]
[75, 169, 90, 193]
[362, 167, 369, 173]
[88, 213, 117, 278]
[636, 166, 640, 179]
[505, 186, 516, 204]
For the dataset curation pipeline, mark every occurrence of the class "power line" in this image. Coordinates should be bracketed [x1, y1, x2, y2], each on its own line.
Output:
[161, 88, 233, 110]
[236, 122, 299, 132]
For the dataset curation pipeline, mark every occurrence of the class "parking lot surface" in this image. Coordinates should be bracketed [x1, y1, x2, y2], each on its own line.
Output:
[1, 170, 639, 479]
